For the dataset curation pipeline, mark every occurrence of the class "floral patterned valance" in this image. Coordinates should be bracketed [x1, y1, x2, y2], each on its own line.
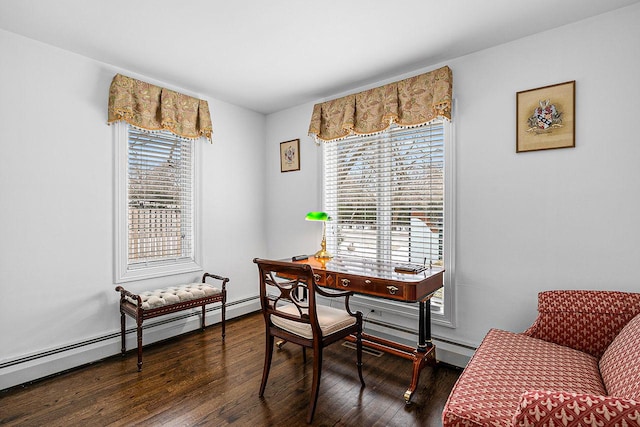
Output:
[308, 65, 452, 142]
[108, 74, 213, 142]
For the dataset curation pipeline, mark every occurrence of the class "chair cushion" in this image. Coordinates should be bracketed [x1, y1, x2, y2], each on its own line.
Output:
[271, 303, 356, 339]
[599, 312, 640, 400]
[443, 329, 605, 427]
[125, 283, 222, 309]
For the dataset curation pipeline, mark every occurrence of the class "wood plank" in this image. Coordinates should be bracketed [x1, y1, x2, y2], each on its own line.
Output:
[0, 313, 461, 426]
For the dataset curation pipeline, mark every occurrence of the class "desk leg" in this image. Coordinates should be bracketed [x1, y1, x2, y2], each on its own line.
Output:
[404, 301, 436, 404]
[418, 300, 433, 350]
[343, 299, 438, 403]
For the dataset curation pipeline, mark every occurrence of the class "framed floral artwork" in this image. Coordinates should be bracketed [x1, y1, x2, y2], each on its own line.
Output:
[516, 80, 575, 152]
[280, 139, 300, 172]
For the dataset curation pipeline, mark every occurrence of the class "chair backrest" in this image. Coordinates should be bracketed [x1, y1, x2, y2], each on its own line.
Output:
[253, 258, 322, 337]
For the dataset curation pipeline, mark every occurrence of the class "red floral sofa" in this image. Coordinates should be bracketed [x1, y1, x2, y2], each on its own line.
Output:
[442, 290, 640, 427]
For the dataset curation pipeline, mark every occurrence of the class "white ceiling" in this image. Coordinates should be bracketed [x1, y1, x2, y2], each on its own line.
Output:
[1, 0, 639, 114]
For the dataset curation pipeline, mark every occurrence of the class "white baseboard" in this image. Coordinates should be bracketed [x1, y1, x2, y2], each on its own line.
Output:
[0, 298, 260, 391]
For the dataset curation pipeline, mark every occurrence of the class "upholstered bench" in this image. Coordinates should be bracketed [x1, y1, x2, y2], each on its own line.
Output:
[115, 272, 229, 371]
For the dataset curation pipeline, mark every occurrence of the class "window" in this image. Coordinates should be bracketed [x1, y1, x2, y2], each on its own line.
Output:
[114, 123, 201, 282]
[323, 121, 453, 320]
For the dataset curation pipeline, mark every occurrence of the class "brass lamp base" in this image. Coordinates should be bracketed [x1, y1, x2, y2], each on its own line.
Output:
[314, 248, 332, 259]
[312, 218, 332, 259]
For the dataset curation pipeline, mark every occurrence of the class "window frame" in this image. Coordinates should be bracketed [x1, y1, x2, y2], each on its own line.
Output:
[321, 120, 456, 327]
[114, 122, 203, 283]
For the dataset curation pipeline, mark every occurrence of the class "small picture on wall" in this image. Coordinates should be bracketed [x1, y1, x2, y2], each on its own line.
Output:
[516, 80, 575, 153]
[280, 139, 300, 172]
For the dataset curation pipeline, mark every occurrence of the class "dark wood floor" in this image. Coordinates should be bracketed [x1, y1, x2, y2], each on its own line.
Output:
[0, 312, 461, 426]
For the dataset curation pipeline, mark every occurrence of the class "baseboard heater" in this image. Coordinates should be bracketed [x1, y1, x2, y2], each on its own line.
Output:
[363, 317, 477, 351]
[1, 298, 475, 372]
[0, 296, 258, 370]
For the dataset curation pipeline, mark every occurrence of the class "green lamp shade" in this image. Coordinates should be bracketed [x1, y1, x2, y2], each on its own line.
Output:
[305, 211, 330, 221]
[305, 211, 332, 259]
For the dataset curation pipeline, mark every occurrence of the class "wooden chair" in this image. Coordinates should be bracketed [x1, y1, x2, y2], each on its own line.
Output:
[253, 258, 365, 423]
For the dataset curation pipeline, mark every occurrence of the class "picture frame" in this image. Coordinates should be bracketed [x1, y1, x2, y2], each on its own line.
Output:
[516, 80, 575, 153]
[280, 139, 300, 172]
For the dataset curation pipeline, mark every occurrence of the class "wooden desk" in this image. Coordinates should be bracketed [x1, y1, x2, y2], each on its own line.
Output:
[293, 257, 444, 403]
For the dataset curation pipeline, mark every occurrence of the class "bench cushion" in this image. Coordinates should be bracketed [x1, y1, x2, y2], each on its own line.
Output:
[443, 329, 605, 427]
[125, 283, 222, 310]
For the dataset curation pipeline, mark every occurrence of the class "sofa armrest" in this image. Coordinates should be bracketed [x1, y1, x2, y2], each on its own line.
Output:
[523, 290, 640, 358]
[513, 390, 640, 427]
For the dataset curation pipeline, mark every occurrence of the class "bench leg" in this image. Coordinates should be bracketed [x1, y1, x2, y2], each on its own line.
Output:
[120, 310, 126, 356]
[136, 318, 143, 372]
[201, 305, 206, 330]
[221, 296, 226, 341]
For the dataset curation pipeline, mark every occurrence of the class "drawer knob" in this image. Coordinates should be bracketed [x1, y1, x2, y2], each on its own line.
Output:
[313, 274, 321, 283]
[364, 279, 371, 285]
[341, 278, 350, 287]
[387, 285, 399, 295]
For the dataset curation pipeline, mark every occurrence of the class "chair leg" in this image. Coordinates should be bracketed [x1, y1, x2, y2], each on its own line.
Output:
[259, 334, 274, 397]
[356, 329, 365, 387]
[307, 345, 323, 424]
[302, 346, 307, 364]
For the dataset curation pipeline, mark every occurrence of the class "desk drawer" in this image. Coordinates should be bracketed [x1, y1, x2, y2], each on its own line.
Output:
[336, 275, 405, 299]
[313, 272, 337, 288]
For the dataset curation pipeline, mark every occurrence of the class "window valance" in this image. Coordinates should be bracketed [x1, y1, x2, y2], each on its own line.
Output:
[308, 65, 452, 142]
[108, 74, 213, 142]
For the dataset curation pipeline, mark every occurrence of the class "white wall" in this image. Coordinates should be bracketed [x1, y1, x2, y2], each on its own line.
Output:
[264, 4, 640, 363]
[264, 105, 323, 259]
[0, 29, 265, 389]
[2, 3, 639, 389]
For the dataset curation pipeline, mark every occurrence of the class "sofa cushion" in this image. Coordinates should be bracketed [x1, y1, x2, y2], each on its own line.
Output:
[523, 290, 640, 358]
[599, 312, 640, 400]
[513, 390, 640, 427]
[442, 329, 606, 427]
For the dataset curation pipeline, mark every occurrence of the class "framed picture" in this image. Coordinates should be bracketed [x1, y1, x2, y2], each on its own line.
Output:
[516, 80, 575, 153]
[280, 139, 300, 172]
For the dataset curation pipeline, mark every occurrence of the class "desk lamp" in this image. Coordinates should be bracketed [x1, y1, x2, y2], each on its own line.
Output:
[305, 211, 332, 259]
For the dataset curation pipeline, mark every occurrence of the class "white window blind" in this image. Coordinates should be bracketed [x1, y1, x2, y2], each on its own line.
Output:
[127, 127, 194, 266]
[324, 123, 445, 305]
